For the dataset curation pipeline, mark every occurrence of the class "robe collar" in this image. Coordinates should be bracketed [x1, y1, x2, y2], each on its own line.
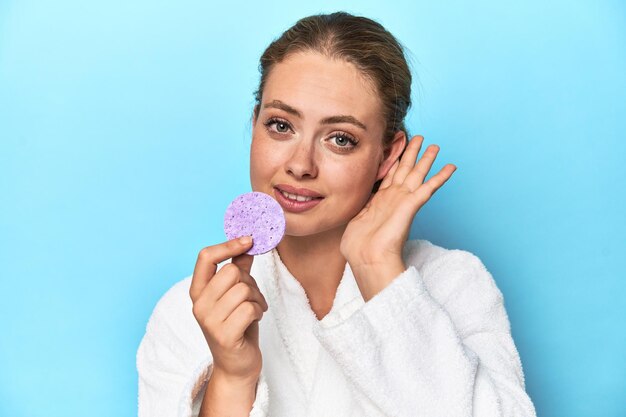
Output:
[262, 247, 364, 399]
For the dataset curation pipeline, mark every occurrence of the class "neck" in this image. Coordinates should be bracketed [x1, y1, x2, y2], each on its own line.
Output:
[276, 225, 348, 312]
[278, 224, 345, 260]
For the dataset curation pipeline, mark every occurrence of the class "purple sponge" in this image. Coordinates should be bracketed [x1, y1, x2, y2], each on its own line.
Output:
[223, 191, 286, 255]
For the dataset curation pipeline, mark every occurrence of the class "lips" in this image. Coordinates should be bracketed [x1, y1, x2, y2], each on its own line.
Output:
[273, 187, 324, 214]
[274, 184, 324, 198]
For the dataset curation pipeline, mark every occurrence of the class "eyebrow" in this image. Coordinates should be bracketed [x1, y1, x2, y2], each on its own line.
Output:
[263, 99, 368, 131]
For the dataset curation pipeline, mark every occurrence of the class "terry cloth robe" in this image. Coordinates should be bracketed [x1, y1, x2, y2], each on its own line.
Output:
[137, 239, 537, 417]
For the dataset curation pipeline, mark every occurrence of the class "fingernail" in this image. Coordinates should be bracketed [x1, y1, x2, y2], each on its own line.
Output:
[239, 236, 252, 245]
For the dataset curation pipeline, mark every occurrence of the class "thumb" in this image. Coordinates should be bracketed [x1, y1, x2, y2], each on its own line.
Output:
[232, 252, 255, 274]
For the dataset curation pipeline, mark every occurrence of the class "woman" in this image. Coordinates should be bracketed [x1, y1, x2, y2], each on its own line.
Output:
[137, 11, 537, 417]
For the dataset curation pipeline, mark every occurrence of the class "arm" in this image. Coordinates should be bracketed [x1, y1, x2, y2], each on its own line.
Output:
[136, 276, 270, 417]
[312, 250, 537, 417]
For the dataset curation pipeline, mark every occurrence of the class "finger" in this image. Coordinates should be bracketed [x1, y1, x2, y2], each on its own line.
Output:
[196, 261, 268, 316]
[413, 164, 457, 200]
[230, 252, 261, 294]
[404, 144, 440, 192]
[222, 301, 264, 345]
[379, 159, 399, 190]
[233, 268, 267, 309]
[243, 273, 264, 303]
[192, 264, 238, 325]
[232, 253, 254, 275]
[197, 263, 241, 308]
[189, 236, 253, 302]
[213, 282, 268, 324]
[392, 135, 424, 186]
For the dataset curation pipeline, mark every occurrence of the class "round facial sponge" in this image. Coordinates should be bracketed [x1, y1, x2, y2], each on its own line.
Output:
[224, 191, 286, 255]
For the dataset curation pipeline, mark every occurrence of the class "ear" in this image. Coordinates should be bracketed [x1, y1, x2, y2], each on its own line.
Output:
[375, 130, 407, 181]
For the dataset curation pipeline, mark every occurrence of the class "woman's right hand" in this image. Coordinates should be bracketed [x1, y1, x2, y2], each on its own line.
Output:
[189, 236, 268, 385]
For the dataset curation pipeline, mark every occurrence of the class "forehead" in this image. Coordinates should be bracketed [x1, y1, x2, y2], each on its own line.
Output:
[262, 51, 384, 129]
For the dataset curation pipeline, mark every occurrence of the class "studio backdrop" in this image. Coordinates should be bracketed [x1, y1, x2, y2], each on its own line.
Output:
[1, 1, 624, 416]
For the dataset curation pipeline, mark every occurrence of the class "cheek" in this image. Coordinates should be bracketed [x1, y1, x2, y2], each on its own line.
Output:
[250, 135, 283, 187]
[349, 157, 377, 185]
[250, 139, 267, 183]
[329, 158, 377, 202]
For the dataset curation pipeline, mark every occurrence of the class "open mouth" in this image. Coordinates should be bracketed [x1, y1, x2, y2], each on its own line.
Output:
[273, 187, 324, 213]
[275, 188, 323, 202]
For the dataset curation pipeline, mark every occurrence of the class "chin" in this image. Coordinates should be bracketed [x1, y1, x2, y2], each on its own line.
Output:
[283, 220, 321, 237]
[283, 216, 347, 238]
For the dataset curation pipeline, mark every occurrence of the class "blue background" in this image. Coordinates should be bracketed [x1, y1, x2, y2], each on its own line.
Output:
[1, 1, 624, 416]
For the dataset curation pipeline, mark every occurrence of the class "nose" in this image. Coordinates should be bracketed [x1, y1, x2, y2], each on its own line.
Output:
[285, 138, 318, 179]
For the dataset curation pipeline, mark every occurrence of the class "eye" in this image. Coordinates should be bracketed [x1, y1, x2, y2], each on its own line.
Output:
[329, 133, 359, 151]
[274, 121, 290, 133]
[264, 117, 292, 134]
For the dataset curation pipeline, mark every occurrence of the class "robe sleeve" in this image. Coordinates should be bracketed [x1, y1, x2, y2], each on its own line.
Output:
[136, 276, 270, 417]
[312, 249, 537, 417]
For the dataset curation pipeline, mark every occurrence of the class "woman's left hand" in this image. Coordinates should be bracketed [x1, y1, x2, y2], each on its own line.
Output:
[339, 135, 457, 301]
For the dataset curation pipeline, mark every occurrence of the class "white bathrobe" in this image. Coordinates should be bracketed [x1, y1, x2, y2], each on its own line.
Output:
[137, 239, 537, 417]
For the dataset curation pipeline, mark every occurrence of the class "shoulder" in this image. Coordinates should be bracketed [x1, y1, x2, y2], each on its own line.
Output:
[140, 273, 202, 356]
[144, 253, 273, 336]
[146, 257, 226, 326]
[402, 239, 506, 321]
[403, 238, 500, 286]
[140, 258, 228, 353]
[144, 275, 193, 333]
[403, 238, 489, 271]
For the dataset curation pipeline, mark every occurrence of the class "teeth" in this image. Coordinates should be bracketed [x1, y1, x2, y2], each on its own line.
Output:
[280, 189, 315, 202]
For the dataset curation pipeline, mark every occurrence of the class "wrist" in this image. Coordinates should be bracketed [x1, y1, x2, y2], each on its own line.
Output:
[211, 366, 259, 389]
[349, 257, 406, 302]
[202, 367, 258, 417]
